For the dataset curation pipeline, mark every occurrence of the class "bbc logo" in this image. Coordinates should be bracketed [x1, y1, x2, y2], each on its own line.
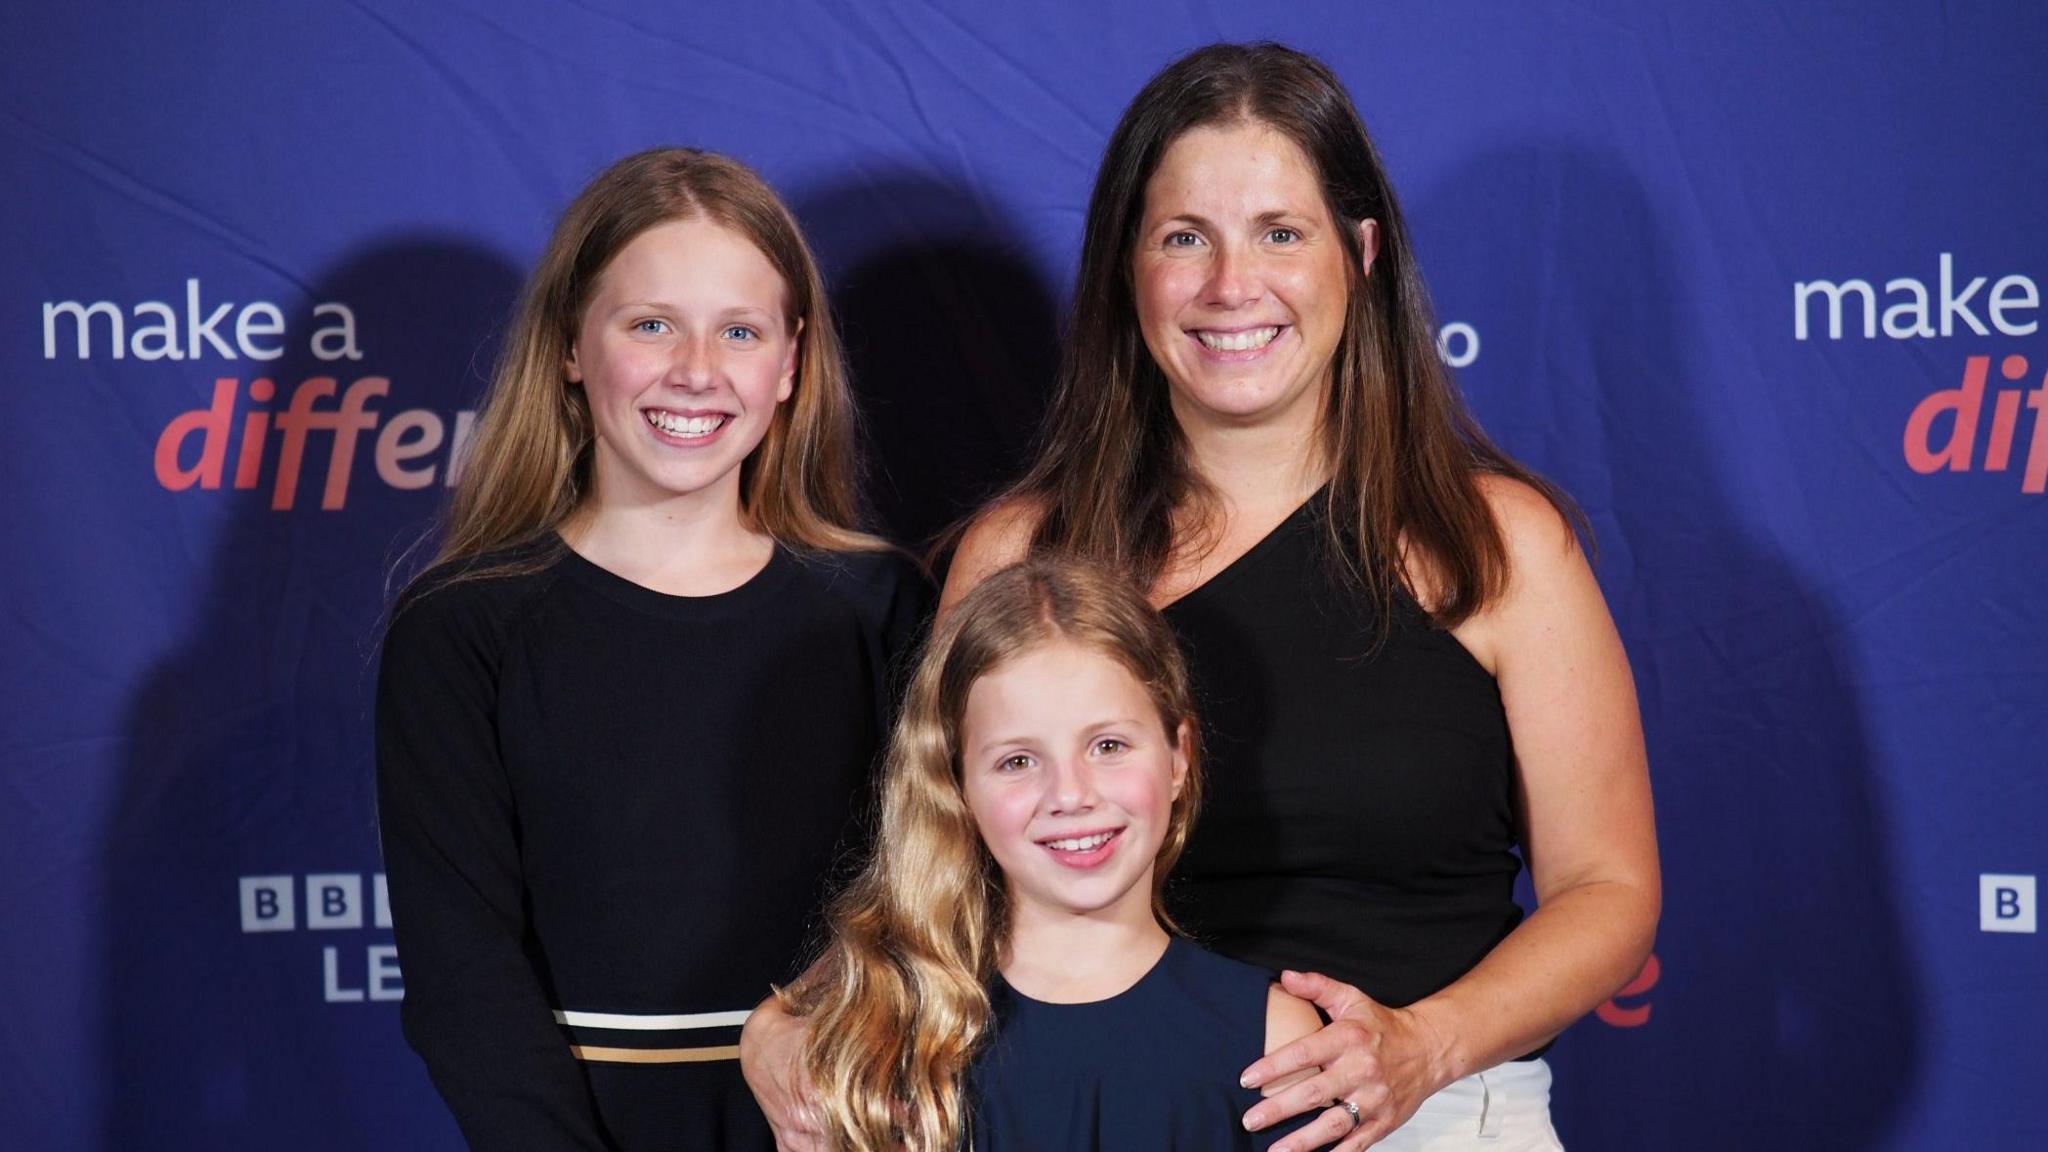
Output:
[239, 874, 392, 932]
[1980, 874, 2037, 934]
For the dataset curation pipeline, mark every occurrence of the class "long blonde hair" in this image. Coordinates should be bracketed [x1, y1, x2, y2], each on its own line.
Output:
[791, 559, 1203, 1152]
[424, 147, 881, 586]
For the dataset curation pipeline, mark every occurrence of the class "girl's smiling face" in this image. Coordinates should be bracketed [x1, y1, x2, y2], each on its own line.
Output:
[960, 640, 1188, 931]
[567, 215, 798, 517]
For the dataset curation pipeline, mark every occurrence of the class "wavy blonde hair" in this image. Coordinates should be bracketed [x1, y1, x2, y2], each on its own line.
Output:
[789, 558, 1203, 1151]
[422, 147, 881, 584]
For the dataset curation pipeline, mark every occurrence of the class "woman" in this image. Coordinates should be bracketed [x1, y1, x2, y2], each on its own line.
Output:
[378, 148, 929, 1150]
[746, 44, 1657, 1152]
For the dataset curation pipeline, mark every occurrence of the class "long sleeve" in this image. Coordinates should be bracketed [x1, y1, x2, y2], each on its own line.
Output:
[375, 583, 614, 1151]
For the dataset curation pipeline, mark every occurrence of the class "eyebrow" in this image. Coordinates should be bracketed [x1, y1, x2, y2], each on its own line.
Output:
[610, 302, 780, 320]
[967, 719, 1149, 757]
[1149, 209, 1314, 231]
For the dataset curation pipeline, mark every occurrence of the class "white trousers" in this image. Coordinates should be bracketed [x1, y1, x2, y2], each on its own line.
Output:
[1368, 1059, 1563, 1152]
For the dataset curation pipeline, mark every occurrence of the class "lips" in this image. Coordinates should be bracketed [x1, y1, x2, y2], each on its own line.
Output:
[643, 408, 731, 441]
[1193, 325, 1282, 352]
[1187, 324, 1289, 363]
[1037, 827, 1124, 869]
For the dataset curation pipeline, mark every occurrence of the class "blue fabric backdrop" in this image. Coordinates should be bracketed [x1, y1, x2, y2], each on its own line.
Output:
[4, 2, 2043, 1148]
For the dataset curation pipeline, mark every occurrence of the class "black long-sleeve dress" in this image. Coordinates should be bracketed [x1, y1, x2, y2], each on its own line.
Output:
[376, 540, 930, 1150]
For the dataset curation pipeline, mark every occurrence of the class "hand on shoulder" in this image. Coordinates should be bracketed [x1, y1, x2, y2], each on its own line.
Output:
[1260, 983, 1323, 1094]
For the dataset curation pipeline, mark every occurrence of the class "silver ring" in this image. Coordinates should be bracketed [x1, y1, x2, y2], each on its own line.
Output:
[1338, 1098, 1361, 1128]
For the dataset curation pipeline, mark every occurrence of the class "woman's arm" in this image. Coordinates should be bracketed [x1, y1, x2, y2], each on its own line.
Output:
[1243, 478, 1662, 1152]
[376, 589, 614, 1150]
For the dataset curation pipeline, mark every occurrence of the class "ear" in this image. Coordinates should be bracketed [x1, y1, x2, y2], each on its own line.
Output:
[1357, 218, 1381, 279]
[776, 316, 803, 403]
[1169, 720, 1192, 801]
[563, 343, 583, 385]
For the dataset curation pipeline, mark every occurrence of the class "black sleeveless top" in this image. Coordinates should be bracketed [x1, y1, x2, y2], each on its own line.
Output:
[1162, 497, 1526, 1015]
[966, 938, 1313, 1150]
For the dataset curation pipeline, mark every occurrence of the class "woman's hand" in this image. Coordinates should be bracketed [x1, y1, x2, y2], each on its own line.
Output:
[1239, 970, 1454, 1152]
[738, 999, 823, 1152]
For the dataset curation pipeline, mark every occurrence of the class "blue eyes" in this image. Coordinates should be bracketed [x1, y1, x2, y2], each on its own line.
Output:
[630, 320, 760, 341]
[1267, 227, 1300, 244]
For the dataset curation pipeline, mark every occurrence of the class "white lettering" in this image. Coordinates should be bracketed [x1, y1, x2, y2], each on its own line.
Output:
[42, 300, 124, 359]
[1794, 278, 1875, 341]
[323, 947, 366, 1002]
[368, 945, 405, 1001]
[1989, 275, 2040, 336]
[236, 302, 286, 360]
[310, 302, 362, 361]
[1436, 322, 1480, 369]
[185, 278, 237, 360]
[1939, 252, 1989, 337]
[1881, 279, 1935, 339]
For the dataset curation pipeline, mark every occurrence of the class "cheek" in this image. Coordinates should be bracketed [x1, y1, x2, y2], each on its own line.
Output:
[965, 783, 1032, 849]
[1133, 263, 1191, 328]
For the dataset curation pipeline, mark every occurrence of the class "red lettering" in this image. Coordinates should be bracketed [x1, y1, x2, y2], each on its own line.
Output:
[1903, 356, 1987, 473]
[152, 378, 237, 490]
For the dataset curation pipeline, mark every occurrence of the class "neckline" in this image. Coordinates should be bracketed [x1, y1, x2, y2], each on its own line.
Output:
[995, 935, 1179, 1010]
[553, 535, 799, 622]
[1157, 489, 1323, 613]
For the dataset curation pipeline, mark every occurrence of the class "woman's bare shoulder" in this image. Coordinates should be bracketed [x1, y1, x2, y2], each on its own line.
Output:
[939, 495, 1045, 615]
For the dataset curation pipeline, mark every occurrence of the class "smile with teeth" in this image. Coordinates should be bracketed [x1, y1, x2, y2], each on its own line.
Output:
[1042, 830, 1119, 852]
[644, 410, 729, 438]
[1194, 326, 1282, 352]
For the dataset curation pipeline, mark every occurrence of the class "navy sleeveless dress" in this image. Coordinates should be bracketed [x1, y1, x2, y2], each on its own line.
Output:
[965, 938, 1316, 1151]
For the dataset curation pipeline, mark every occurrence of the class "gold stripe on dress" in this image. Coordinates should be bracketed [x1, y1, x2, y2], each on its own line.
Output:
[568, 1044, 742, 1064]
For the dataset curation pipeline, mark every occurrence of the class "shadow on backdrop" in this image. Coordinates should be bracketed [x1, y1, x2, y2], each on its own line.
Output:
[1411, 147, 1920, 1149]
[105, 239, 520, 1151]
[791, 172, 1060, 550]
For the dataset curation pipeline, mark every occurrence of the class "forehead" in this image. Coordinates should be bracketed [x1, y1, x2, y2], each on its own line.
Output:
[964, 640, 1156, 729]
[592, 215, 789, 306]
[1141, 120, 1329, 221]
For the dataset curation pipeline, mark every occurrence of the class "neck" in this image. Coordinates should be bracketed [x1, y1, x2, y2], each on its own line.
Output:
[999, 899, 1171, 1004]
[561, 474, 772, 596]
[1172, 402, 1328, 516]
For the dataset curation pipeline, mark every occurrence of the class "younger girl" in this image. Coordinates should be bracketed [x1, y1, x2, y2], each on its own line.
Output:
[791, 559, 1317, 1151]
[378, 149, 929, 1150]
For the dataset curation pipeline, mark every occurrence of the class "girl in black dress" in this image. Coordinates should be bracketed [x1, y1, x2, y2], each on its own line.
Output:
[377, 149, 929, 1151]
[789, 559, 1318, 1152]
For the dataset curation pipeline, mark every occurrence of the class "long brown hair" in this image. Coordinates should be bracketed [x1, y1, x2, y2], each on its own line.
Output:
[418, 147, 881, 589]
[1006, 43, 1584, 627]
[790, 558, 1202, 1152]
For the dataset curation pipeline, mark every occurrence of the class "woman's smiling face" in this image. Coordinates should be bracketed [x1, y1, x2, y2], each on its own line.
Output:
[1131, 120, 1367, 442]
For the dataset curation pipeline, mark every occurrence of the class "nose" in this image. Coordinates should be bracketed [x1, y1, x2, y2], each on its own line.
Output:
[1203, 239, 1260, 309]
[667, 333, 717, 390]
[1044, 753, 1099, 816]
